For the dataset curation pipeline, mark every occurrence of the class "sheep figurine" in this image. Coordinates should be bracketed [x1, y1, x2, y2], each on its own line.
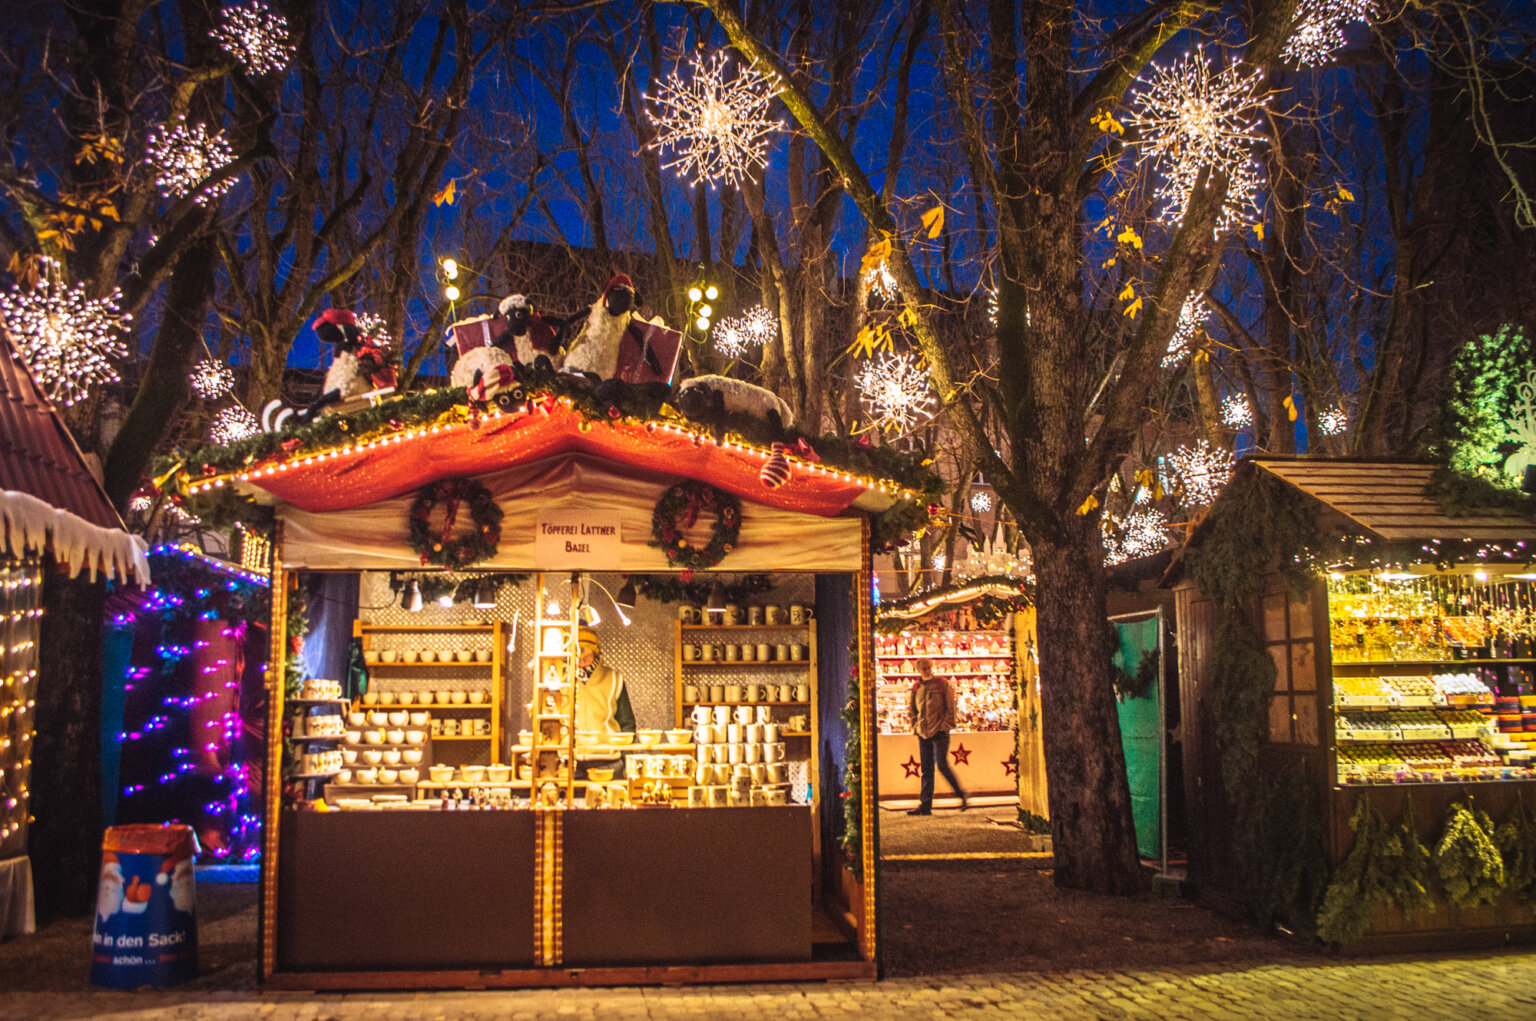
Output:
[497, 293, 564, 370]
[675, 375, 796, 440]
[563, 273, 665, 381]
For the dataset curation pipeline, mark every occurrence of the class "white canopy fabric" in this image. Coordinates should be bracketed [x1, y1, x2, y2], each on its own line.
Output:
[0, 489, 149, 583]
[278, 453, 864, 572]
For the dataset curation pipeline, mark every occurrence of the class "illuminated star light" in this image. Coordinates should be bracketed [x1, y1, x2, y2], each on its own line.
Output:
[856, 351, 935, 433]
[1283, 0, 1376, 68]
[145, 118, 237, 205]
[211, 1, 296, 76]
[970, 489, 993, 513]
[647, 52, 780, 188]
[1128, 50, 1267, 229]
[715, 305, 776, 359]
[1222, 395, 1253, 427]
[0, 262, 129, 406]
[931, 553, 946, 572]
[865, 260, 899, 302]
[1164, 440, 1235, 506]
[209, 404, 259, 445]
[1163, 297, 1207, 368]
[1318, 406, 1348, 436]
[1104, 508, 1171, 566]
[189, 358, 236, 400]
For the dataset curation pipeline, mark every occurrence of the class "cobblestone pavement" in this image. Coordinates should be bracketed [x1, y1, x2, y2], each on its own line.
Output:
[3, 951, 1536, 1020]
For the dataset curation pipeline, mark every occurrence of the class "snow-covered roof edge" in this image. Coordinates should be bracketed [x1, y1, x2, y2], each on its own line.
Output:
[1, 488, 150, 583]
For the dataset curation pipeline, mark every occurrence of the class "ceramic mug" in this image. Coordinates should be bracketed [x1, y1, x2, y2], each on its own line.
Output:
[679, 605, 699, 624]
[790, 644, 806, 661]
[755, 706, 772, 724]
[765, 605, 784, 625]
[787, 713, 808, 730]
[747, 605, 764, 625]
[707, 786, 728, 807]
[790, 604, 807, 625]
[725, 684, 743, 702]
[767, 763, 788, 784]
[689, 786, 708, 807]
[691, 705, 712, 726]
[712, 705, 730, 725]
[751, 763, 768, 783]
[701, 643, 716, 662]
[745, 743, 761, 764]
[757, 643, 772, 662]
[764, 742, 786, 762]
[725, 604, 744, 625]
[727, 744, 744, 764]
[684, 683, 701, 702]
[733, 706, 753, 724]
[793, 683, 810, 702]
[725, 644, 741, 662]
[726, 723, 742, 743]
[709, 686, 725, 704]
[775, 644, 790, 663]
[744, 683, 760, 702]
[683, 644, 700, 662]
[741, 644, 756, 663]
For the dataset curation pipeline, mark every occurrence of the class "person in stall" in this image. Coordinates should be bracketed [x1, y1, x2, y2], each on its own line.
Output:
[573, 627, 636, 775]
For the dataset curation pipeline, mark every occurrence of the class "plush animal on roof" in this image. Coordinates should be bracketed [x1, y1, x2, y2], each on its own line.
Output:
[676, 374, 796, 441]
[561, 274, 665, 382]
[298, 309, 397, 422]
[497, 293, 564, 371]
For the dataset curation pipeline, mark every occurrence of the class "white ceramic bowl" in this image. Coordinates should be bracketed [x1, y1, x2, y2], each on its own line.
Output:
[361, 690, 379, 705]
[342, 747, 358, 764]
[420, 650, 437, 664]
[362, 749, 383, 764]
[637, 730, 663, 746]
[460, 765, 486, 783]
[356, 768, 378, 783]
[348, 712, 366, 728]
[665, 729, 693, 745]
[364, 731, 385, 745]
[409, 711, 429, 726]
[379, 650, 398, 663]
[401, 650, 418, 663]
[379, 691, 397, 705]
[345, 729, 362, 744]
[363, 651, 379, 665]
[474, 649, 491, 663]
[386, 729, 405, 744]
[405, 729, 425, 744]
[379, 768, 398, 784]
[396, 691, 416, 705]
[386, 710, 407, 726]
[454, 650, 473, 663]
[382, 748, 402, 765]
[429, 765, 454, 783]
[336, 768, 353, 783]
[517, 731, 532, 746]
[402, 748, 423, 764]
[487, 764, 511, 783]
[449, 690, 467, 705]
[608, 732, 634, 746]
[367, 711, 388, 726]
[398, 768, 420, 784]
[468, 690, 486, 705]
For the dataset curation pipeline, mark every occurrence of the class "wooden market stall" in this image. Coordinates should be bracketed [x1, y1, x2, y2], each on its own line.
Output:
[1171, 457, 1536, 950]
[172, 391, 931, 988]
[872, 579, 1038, 806]
[0, 328, 148, 936]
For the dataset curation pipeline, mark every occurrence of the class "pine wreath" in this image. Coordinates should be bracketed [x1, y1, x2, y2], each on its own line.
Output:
[409, 477, 503, 569]
[650, 481, 741, 574]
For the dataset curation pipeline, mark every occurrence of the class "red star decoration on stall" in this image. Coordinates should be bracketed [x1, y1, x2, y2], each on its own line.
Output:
[901, 756, 922, 778]
[950, 743, 972, 766]
[1002, 753, 1019, 777]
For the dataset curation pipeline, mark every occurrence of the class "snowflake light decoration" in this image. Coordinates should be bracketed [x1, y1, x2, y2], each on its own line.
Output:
[715, 305, 776, 359]
[856, 352, 935, 433]
[209, 404, 259, 445]
[189, 358, 235, 399]
[647, 52, 779, 188]
[1164, 440, 1234, 506]
[1221, 395, 1253, 427]
[1163, 297, 1207, 368]
[1128, 51, 1267, 229]
[930, 553, 946, 572]
[864, 260, 899, 302]
[1156, 155, 1265, 232]
[1104, 508, 1171, 566]
[970, 489, 993, 513]
[1318, 406, 1348, 436]
[211, 1, 296, 76]
[145, 118, 236, 205]
[0, 265, 129, 406]
[1283, 0, 1376, 68]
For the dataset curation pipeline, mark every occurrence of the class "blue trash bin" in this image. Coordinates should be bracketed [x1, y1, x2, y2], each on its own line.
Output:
[89, 824, 199, 988]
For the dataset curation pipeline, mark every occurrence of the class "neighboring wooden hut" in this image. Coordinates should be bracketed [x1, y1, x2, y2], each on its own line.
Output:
[1170, 457, 1536, 950]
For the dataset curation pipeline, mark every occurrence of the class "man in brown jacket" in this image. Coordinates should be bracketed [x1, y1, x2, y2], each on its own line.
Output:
[907, 658, 967, 815]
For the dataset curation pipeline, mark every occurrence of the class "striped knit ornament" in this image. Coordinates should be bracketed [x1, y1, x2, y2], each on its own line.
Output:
[760, 442, 790, 489]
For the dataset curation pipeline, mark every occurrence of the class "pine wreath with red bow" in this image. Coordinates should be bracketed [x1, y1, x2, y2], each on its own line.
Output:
[650, 480, 741, 572]
[408, 477, 503, 569]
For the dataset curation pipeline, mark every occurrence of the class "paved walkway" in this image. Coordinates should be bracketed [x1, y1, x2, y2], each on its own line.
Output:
[3, 951, 1535, 1019]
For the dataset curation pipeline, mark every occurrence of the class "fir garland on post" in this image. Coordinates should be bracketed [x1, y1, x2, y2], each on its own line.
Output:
[838, 657, 863, 880]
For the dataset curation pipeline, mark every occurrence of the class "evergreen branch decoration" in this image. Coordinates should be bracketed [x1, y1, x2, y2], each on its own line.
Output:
[1317, 798, 1387, 945]
[1494, 796, 1536, 914]
[838, 652, 863, 880]
[1376, 798, 1436, 917]
[1435, 798, 1506, 909]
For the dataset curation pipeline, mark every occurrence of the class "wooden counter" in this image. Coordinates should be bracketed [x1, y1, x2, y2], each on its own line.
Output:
[275, 805, 811, 972]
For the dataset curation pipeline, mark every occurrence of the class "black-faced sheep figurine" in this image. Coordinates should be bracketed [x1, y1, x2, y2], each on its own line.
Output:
[497, 293, 565, 371]
[561, 274, 664, 382]
[675, 375, 796, 442]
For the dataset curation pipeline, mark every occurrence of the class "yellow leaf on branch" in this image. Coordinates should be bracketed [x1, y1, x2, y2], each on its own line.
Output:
[1283, 395, 1298, 422]
[1117, 282, 1136, 303]
[432, 178, 457, 206]
[1122, 297, 1142, 318]
[920, 206, 945, 238]
[1116, 226, 1143, 250]
[1076, 494, 1099, 516]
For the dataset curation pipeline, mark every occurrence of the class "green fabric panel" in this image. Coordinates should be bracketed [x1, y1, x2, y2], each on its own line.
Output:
[1114, 617, 1161, 859]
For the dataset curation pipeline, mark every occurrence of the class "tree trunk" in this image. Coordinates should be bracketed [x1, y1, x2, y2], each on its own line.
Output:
[1032, 525, 1143, 894]
[29, 566, 106, 921]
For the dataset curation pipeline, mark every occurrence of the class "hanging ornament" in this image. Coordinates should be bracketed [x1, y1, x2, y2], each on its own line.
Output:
[1163, 297, 1207, 368]
[856, 351, 935, 433]
[1283, 0, 1376, 68]
[760, 442, 790, 489]
[715, 305, 776, 359]
[646, 52, 781, 188]
[210, 1, 296, 76]
[1163, 440, 1234, 507]
[1221, 395, 1253, 427]
[189, 358, 236, 399]
[1318, 406, 1349, 436]
[209, 404, 259, 445]
[0, 259, 129, 406]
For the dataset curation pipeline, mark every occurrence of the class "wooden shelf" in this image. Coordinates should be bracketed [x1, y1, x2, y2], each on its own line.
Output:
[682, 700, 809, 707]
[681, 624, 810, 632]
[681, 660, 811, 669]
[364, 661, 493, 668]
[876, 654, 1011, 660]
[1332, 658, 1536, 668]
[287, 697, 349, 706]
[432, 734, 493, 741]
[287, 733, 344, 743]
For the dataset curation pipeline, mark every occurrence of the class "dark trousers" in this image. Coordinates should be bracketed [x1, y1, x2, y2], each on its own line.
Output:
[918, 730, 965, 808]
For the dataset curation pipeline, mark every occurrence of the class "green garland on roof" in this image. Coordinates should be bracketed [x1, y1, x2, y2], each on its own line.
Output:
[874, 575, 1032, 634]
[153, 375, 944, 546]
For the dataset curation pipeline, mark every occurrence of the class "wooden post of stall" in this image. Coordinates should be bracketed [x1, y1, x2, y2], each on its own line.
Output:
[856, 519, 878, 963]
[1015, 606, 1048, 824]
[259, 522, 286, 983]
